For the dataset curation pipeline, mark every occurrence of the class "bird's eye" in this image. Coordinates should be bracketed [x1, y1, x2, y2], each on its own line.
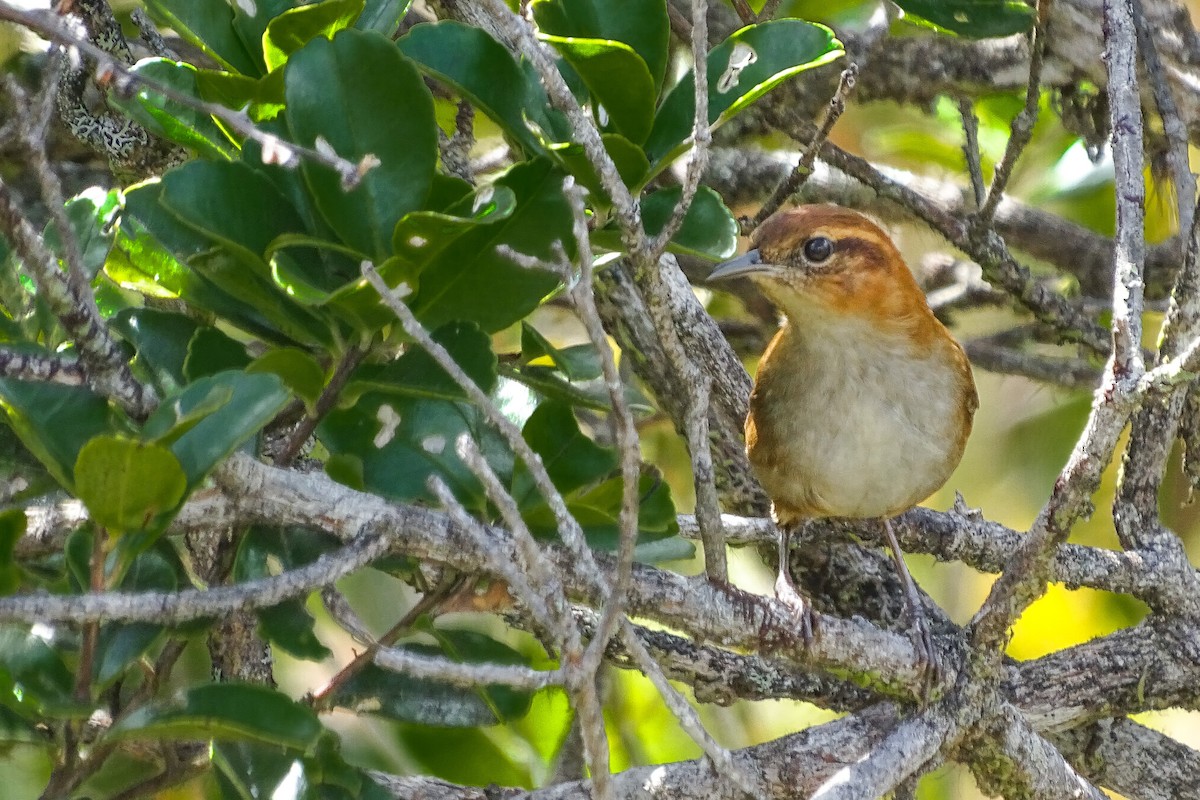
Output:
[803, 236, 834, 263]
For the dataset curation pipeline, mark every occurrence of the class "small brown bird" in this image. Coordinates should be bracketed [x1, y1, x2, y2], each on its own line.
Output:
[709, 205, 977, 660]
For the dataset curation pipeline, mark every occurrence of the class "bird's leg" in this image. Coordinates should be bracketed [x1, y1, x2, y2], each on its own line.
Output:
[773, 520, 815, 644]
[881, 517, 940, 700]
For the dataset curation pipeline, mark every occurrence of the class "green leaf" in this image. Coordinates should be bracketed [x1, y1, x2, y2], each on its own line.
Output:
[319, 323, 506, 508]
[183, 327, 252, 381]
[159, 160, 308, 263]
[115, 184, 302, 345]
[532, 0, 670, 92]
[638, 185, 739, 260]
[547, 133, 649, 199]
[346, 321, 497, 402]
[264, 0, 366, 71]
[0, 510, 25, 596]
[111, 308, 202, 392]
[409, 159, 569, 333]
[540, 35, 656, 144]
[524, 469, 678, 551]
[108, 59, 238, 160]
[0, 705, 40, 744]
[398, 21, 567, 156]
[73, 436, 187, 532]
[332, 629, 535, 726]
[358, 0, 412, 34]
[232, 0, 294, 76]
[233, 527, 336, 661]
[94, 623, 162, 688]
[644, 20, 843, 174]
[894, 0, 1035, 38]
[520, 323, 601, 381]
[0, 626, 82, 717]
[42, 188, 122, 281]
[0, 381, 117, 490]
[289, 183, 517, 333]
[195, 67, 286, 121]
[145, 371, 291, 488]
[108, 683, 324, 750]
[143, 0, 258, 75]
[285, 29, 437, 260]
[247, 348, 326, 408]
[513, 400, 615, 508]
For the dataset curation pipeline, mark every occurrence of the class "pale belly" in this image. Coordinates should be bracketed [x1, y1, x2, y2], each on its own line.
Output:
[746, 329, 972, 522]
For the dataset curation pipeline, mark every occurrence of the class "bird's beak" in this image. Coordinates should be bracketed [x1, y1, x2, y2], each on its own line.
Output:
[708, 249, 765, 281]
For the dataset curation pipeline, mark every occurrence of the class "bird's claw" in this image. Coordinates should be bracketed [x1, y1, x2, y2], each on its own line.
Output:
[908, 610, 942, 704]
[775, 570, 818, 646]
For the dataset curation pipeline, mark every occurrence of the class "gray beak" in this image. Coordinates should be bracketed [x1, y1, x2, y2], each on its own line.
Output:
[708, 249, 764, 281]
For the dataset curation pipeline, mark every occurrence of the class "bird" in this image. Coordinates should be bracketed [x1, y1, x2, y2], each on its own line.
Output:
[708, 204, 977, 675]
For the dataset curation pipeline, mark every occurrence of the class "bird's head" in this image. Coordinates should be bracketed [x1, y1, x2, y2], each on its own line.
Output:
[709, 205, 932, 331]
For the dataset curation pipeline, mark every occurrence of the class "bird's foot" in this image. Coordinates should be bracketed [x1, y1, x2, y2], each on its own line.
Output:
[774, 570, 817, 646]
[906, 606, 942, 704]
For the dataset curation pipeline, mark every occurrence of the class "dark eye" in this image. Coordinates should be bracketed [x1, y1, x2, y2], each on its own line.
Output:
[803, 236, 834, 263]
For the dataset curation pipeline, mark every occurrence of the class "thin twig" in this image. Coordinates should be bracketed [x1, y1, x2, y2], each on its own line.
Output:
[275, 346, 366, 467]
[647, 0, 711, 258]
[958, 97, 986, 209]
[977, 0, 1050, 221]
[752, 64, 858, 230]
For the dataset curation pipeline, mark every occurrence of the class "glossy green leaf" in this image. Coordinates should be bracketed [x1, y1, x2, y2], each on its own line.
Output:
[195, 67, 286, 121]
[73, 436, 187, 532]
[159, 160, 308, 263]
[215, 738, 393, 800]
[286, 29, 437, 260]
[115, 184, 299, 345]
[319, 323, 506, 508]
[248, 348, 326, 408]
[513, 400, 615, 508]
[42, 188, 122, 281]
[409, 159, 570, 333]
[0, 380, 117, 490]
[93, 623, 163, 688]
[520, 323, 601, 381]
[231, 0, 294, 76]
[145, 371, 291, 487]
[346, 321, 497, 402]
[638, 185, 739, 260]
[0, 626, 80, 717]
[547, 133, 650, 199]
[143, 0, 258, 75]
[532, 0, 670, 92]
[108, 59, 238, 160]
[233, 527, 336, 661]
[540, 35, 655, 144]
[111, 308, 202, 391]
[0, 705, 39, 744]
[332, 629, 535, 725]
[895, 0, 1035, 38]
[287, 184, 516, 332]
[0, 510, 25, 596]
[398, 21, 567, 156]
[644, 20, 843, 173]
[358, 0, 411, 33]
[525, 469, 678, 550]
[108, 683, 323, 750]
[183, 327, 252, 381]
[0, 424, 58, 505]
[396, 725, 532, 786]
[264, 0, 366, 71]
[186, 249, 337, 348]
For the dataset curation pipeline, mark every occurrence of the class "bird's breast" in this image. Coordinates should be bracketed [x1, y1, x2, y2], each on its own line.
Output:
[746, 319, 974, 522]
